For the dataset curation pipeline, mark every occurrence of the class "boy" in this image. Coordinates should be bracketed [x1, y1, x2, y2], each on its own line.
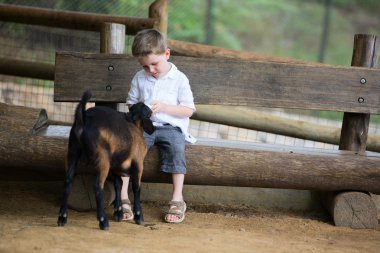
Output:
[121, 29, 196, 223]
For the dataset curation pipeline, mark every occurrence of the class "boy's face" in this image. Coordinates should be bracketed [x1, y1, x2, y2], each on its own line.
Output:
[138, 48, 171, 79]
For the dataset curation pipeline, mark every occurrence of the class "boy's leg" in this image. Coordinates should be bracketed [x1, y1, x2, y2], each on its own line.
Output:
[121, 177, 130, 200]
[166, 173, 186, 222]
[120, 130, 154, 221]
[156, 126, 187, 223]
[172, 173, 185, 202]
[172, 174, 185, 201]
[121, 176, 134, 220]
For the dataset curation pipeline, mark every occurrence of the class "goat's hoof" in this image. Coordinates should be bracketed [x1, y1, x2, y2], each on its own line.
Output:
[113, 210, 123, 222]
[57, 215, 67, 226]
[98, 217, 109, 230]
[134, 216, 144, 225]
[99, 221, 109, 230]
[100, 225, 109, 231]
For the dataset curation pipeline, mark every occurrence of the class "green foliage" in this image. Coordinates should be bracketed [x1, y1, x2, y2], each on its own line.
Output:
[162, 0, 375, 70]
[168, 0, 207, 43]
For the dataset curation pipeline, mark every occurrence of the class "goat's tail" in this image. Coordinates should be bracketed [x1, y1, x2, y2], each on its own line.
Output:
[73, 90, 92, 140]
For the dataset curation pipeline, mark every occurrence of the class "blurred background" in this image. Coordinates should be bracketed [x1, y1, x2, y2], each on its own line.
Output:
[0, 0, 379, 148]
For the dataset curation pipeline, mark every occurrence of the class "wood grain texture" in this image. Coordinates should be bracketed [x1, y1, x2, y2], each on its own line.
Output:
[100, 23, 125, 54]
[2, 103, 380, 194]
[320, 191, 378, 229]
[339, 112, 370, 152]
[3, 131, 380, 194]
[0, 3, 155, 35]
[168, 39, 324, 65]
[54, 52, 380, 114]
[144, 139, 380, 194]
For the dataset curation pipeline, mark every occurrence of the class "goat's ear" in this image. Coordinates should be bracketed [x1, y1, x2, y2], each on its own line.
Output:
[142, 104, 152, 118]
[142, 119, 155, 135]
[124, 112, 133, 122]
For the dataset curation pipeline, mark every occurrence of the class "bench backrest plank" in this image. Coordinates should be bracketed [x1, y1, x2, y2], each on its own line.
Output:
[54, 52, 380, 114]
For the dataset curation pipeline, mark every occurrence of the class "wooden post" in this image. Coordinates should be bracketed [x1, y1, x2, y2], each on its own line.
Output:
[340, 34, 379, 152]
[97, 22, 126, 109]
[100, 22, 126, 54]
[149, 0, 168, 36]
[68, 22, 126, 211]
[321, 34, 379, 229]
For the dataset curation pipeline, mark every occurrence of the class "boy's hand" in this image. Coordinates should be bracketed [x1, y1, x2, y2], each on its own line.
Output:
[151, 101, 166, 114]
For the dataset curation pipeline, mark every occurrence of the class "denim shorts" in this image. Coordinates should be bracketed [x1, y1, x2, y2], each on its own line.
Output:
[143, 125, 187, 174]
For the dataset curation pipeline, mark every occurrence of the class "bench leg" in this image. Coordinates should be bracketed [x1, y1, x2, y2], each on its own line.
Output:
[320, 190, 378, 229]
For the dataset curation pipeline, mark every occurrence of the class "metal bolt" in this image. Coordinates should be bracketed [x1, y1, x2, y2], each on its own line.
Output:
[358, 97, 364, 103]
[106, 85, 112, 91]
[360, 78, 366, 84]
[108, 65, 114, 71]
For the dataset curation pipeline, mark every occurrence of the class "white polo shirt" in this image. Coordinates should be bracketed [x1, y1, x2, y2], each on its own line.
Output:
[127, 63, 196, 143]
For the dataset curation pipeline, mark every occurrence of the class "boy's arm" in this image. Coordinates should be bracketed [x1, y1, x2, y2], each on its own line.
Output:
[126, 75, 140, 107]
[151, 102, 194, 118]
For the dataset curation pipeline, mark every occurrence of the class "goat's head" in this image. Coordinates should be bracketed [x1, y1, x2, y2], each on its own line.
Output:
[128, 102, 155, 134]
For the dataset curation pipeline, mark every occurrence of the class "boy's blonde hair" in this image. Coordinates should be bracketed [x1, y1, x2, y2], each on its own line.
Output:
[132, 29, 167, 57]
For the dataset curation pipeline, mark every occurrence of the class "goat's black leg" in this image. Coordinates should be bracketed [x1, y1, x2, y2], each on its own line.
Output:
[94, 175, 109, 230]
[57, 158, 77, 226]
[113, 175, 123, 221]
[58, 132, 83, 227]
[131, 162, 144, 225]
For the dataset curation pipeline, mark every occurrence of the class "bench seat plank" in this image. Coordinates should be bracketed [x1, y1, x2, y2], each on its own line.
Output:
[55, 52, 380, 114]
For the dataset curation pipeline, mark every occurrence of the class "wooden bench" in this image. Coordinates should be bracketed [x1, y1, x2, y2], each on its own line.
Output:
[0, 0, 377, 229]
[53, 43, 380, 229]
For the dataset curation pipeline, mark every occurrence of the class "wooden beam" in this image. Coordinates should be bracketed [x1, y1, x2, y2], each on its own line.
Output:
[54, 52, 380, 114]
[168, 39, 323, 66]
[0, 103, 66, 181]
[0, 3, 155, 35]
[145, 139, 380, 194]
[192, 105, 380, 152]
[2, 102, 380, 195]
[0, 57, 55, 80]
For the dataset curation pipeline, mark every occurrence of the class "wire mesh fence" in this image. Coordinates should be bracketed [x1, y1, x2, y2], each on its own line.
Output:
[1, 0, 379, 150]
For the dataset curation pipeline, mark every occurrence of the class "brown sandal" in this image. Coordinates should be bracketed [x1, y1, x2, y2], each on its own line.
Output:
[164, 200, 187, 223]
[121, 199, 134, 221]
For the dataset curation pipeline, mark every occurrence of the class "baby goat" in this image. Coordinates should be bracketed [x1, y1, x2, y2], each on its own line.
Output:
[57, 90, 154, 230]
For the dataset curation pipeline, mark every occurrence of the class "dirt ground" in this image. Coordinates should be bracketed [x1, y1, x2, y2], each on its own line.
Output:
[0, 181, 379, 253]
